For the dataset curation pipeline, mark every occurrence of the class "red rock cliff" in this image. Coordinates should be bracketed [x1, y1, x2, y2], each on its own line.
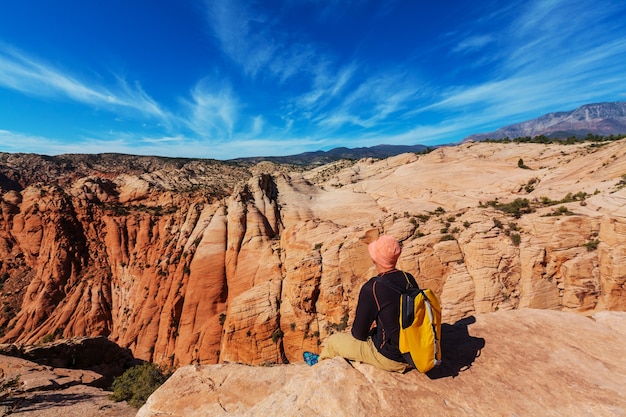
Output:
[0, 141, 625, 367]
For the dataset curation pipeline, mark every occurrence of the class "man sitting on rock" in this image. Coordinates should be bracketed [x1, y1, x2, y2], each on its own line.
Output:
[304, 234, 417, 372]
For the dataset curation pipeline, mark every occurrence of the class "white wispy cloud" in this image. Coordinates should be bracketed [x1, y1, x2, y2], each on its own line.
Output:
[506, 0, 621, 71]
[2, 0, 625, 159]
[206, 1, 276, 78]
[316, 71, 422, 130]
[413, 0, 626, 138]
[204, 0, 350, 85]
[184, 78, 238, 140]
[0, 130, 62, 155]
[0, 43, 168, 120]
[452, 35, 496, 54]
[296, 61, 358, 110]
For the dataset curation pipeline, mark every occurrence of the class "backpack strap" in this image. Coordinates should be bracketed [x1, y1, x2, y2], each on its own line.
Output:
[377, 271, 420, 294]
[401, 271, 419, 290]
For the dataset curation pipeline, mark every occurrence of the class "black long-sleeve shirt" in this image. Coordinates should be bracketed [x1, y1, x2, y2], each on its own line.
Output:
[351, 270, 418, 363]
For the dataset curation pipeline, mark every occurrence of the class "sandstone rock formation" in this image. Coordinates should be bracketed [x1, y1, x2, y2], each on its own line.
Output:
[136, 309, 626, 417]
[0, 140, 625, 368]
[0, 336, 138, 388]
[0, 354, 135, 417]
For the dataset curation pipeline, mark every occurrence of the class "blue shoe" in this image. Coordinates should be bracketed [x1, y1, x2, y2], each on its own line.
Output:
[303, 351, 319, 366]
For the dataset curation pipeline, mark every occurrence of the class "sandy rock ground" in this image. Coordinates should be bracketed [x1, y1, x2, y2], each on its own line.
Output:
[136, 309, 626, 417]
[0, 355, 135, 417]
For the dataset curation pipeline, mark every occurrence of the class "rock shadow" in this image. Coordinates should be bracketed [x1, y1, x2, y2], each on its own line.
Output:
[425, 316, 485, 379]
[1, 336, 141, 388]
[0, 392, 97, 414]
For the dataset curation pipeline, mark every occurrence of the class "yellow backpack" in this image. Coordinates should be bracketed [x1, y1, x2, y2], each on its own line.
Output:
[380, 272, 442, 373]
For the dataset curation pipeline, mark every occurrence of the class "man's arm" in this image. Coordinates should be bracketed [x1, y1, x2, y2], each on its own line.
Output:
[351, 281, 377, 340]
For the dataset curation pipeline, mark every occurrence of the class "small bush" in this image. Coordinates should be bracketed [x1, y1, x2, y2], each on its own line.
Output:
[41, 333, 55, 343]
[416, 214, 431, 222]
[584, 239, 600, 252]
[0, 376, 20, 394]
[109, 363, 172, 408]
[486, 198, 533, 218]
[271, 329, 284, 344]
[329, 313, 349, 332]
[518, 158, 531, 169]
[510, 233, 521, 246]
[544, 206, 575, 216]
[508, 222, 520, 231]
[439, 234, 455, 242]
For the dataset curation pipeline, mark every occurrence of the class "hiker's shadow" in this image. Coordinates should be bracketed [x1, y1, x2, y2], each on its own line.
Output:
[426, 316, 485, 379]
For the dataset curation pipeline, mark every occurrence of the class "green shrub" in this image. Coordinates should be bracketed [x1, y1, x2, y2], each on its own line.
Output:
[41, 333, 55, 343]
[416, 214, 431, 222]
[485, 198, 533, 218]
[439, 234, 455, 242]
[109, 363, 172, 408]
[271, 329, 284, 344]
[584, 239, 600, 252]
[329, 313, 350, 332]
[508, 222, 520, 231]
[544, 206, 575, 216]
[510, 233, 521, 246]
[0, 376, 20, 394]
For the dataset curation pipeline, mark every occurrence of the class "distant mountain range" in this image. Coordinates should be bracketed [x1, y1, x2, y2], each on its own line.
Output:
[462, 102, 626, 142]
[229, 144, 429, 166]
[232, 102, 626, 165]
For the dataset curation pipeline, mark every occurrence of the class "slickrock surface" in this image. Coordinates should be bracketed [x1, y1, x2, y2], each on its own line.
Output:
[1, 140, 625, 368]
[137, 309, 626, 417]
[0, 336, 138, 388]
[0, 355, 135, 417]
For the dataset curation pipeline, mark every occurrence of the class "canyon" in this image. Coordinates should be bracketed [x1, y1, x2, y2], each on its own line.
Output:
[0, 139, 625, 369]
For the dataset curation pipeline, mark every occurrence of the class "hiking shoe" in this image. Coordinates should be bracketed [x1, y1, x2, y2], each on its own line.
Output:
[303, 351, 319, 366]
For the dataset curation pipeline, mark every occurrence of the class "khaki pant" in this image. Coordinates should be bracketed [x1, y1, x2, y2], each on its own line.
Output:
[319, 333, 407, 373]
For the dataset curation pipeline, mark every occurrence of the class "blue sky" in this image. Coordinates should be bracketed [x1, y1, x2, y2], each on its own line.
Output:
[1, 0, 625, 160]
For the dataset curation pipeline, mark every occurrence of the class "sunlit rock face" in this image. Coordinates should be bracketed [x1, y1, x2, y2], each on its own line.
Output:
[136, 309, 626, 417]
[0, 140, 625, 366]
